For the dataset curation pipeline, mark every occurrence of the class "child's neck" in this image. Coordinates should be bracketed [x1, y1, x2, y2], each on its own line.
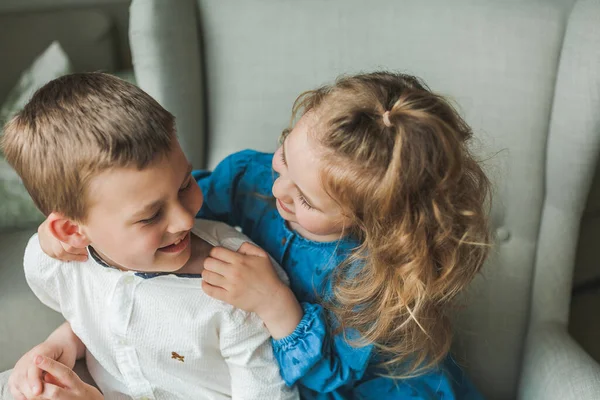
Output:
[287, 220, 347, 243]
[89, 233, 212, 275]
[177, 233, 213, 275]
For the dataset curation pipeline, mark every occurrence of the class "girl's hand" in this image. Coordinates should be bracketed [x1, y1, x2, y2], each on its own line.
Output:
[38, 218, 88, 262]
[35, 356, 103, 400]
[8, 340, 77, 400]
[203, 242, 303, 339]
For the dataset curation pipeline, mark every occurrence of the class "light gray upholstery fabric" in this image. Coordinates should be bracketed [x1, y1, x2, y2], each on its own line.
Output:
[0, 369, 13, 400]
[128, 0, 600, 398]
[0, 230, 63, 372]
[519, 0, 600, 398]
[530, 0, 600, 325]
[0, 10, 116, 104]
[129, 0, 205, 167]
[519, 322, 600, 400]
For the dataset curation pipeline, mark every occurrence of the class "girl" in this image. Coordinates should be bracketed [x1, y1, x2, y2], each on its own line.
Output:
[40, 72, 490, 399]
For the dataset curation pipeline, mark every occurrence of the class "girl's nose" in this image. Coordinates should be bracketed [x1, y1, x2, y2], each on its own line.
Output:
[272, 176, 294, 203]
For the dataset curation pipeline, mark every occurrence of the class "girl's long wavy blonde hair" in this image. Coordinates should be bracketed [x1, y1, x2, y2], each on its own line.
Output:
[286, 72, 491, 377]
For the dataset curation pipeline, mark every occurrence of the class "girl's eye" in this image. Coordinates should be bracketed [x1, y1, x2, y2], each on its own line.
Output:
[279, 150, 287, 166]
[297, 194, 313, 210]
[140, 210, 161, 225]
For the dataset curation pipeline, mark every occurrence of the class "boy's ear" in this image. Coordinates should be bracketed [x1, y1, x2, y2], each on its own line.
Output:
[46, 212, 91, 249]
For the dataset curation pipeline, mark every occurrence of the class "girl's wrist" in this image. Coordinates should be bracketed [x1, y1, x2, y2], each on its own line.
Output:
[257, 285, 303, 339]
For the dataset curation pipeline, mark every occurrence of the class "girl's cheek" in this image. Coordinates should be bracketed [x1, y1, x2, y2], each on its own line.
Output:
[299, 213, 344, 236]
[297, 212, 324, 233]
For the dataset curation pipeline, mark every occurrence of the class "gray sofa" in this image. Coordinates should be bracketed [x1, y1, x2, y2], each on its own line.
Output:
[128, 0, 600, 399]
[1, 0, 599, 399]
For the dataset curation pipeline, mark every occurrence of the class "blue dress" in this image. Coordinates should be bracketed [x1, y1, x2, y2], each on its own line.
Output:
[194, 150, 483, 400]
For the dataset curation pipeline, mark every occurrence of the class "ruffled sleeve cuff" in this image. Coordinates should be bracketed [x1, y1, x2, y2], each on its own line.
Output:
[272, 302, 327, 385]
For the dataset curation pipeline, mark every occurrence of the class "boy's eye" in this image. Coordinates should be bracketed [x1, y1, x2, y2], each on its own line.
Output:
[179, 177, 192, 192]
[140, 210, 161, 225]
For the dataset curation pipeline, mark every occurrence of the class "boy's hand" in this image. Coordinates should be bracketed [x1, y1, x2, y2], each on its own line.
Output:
[34, 356, 103, 400]
[8, 341, 77, 400]
[38, 219, 87, 262]
[203, 242, 303, 339]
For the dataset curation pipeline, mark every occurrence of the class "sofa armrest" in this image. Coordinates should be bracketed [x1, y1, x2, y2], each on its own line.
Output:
[519, 322, 600, 400]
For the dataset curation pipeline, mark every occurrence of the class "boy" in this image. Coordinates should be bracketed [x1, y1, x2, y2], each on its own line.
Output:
[0, 73, 298, 400]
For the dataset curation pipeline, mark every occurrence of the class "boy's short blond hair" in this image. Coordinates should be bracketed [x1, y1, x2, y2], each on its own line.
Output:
[1, 72, 175, 222]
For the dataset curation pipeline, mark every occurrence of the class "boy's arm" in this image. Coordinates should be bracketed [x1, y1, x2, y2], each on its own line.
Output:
[220, 310, 299, 400]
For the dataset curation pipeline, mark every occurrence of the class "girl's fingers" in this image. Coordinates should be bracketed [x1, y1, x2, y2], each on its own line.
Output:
[203, 257, 230, 276]
[44, 371, 66, 388]
[237, 242, 267, 258]
[39, 381, 67, 400]
[25, 361, 43, 396]
[209, 246, 240, 263]
[35, 356, 76, 389]
[11, 391, 26, 400]
[202, 280, 229, 301]
[62, 244, 88, 256]
[202, 270, 228, 289]
[60, 253, 89, 263]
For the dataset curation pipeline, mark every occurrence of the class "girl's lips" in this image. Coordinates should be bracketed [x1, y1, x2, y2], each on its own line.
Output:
[277, 199, 294, 214]
[158, 232, 190, 254]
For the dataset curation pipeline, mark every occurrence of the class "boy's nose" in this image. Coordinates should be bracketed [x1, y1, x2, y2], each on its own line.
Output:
[168, 203, 195, 234]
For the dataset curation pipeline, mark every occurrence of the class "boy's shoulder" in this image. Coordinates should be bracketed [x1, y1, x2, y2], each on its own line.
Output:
[24, 234, 75, 273]
[192, 219, 289, 285]
[192, 219, 246, 248]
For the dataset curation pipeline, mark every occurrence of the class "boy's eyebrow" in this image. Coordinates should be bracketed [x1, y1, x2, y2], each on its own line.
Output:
[282, 139, 323, 211]
[132, 163, 194, 221]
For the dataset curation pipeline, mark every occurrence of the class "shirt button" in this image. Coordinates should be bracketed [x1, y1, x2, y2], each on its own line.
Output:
[118, 339, 127, 345]
[124, 276, 135, 284]
[281, 237, 287, 245]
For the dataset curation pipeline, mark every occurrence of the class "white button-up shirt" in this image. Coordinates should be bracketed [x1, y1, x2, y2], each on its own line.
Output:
[24, 219, 298, 400]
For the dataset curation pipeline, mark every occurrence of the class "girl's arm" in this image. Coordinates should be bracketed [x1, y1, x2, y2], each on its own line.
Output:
[275, 304, 478, 399]
[193, 150, 260, 226]
[272, 302, 372, 392]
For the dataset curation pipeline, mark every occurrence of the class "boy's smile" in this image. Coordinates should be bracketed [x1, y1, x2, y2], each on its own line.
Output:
[157, 231, 191, 254]
[78, 140, 203, 273]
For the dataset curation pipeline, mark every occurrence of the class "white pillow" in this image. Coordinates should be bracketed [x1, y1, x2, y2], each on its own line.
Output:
[0, 41, 73, 231]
